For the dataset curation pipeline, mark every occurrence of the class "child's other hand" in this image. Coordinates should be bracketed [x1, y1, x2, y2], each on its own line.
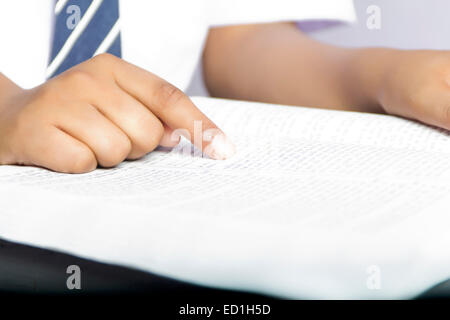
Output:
[0, 54, 234, 173]
[378, 50, 450, 129]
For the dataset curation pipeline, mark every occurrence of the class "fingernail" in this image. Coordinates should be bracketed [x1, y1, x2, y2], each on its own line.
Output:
[204, 133, 236, 160]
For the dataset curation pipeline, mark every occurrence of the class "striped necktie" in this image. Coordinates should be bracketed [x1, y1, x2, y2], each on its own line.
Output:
[47, 0, 121, 78]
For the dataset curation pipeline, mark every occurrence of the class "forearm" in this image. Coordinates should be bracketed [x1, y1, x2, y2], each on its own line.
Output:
[203, 23, 401, 113]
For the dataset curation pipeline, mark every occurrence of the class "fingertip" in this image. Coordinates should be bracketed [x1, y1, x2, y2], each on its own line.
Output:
[203, 133, 236, 160]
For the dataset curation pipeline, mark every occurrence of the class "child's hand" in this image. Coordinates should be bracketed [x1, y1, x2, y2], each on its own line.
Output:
[203, 23, 450, 128]
[374, 50, 450, 129]
[0, 54, 234, 173]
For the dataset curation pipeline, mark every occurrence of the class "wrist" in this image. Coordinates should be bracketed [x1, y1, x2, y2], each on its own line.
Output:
[346, 47, 403, 114]
[0, 74, 23, 164]
[0, 73, 23, 111]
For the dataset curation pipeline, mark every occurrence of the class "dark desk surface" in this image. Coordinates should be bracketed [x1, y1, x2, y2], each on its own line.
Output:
[0, 238, 448, 298]
[0, 238, 272, 298]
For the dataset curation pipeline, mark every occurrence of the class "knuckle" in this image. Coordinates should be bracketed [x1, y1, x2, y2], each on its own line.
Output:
[68, 149, 97, 173]
[89, 52, 117, 66]
[64, 69, 96, 86]
[130, 120, 164, 159]
[99, 136, 132, 167]
[154, 82, 186, 111]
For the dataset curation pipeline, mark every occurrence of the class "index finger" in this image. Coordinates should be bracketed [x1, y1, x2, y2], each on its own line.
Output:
[94, 54, 236, 160]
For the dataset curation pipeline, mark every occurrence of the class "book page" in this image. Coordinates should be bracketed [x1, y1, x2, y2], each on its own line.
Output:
[1, 97, 450, 299]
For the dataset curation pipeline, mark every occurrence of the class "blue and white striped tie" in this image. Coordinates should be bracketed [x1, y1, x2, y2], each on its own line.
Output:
[47, 0, 121, 78]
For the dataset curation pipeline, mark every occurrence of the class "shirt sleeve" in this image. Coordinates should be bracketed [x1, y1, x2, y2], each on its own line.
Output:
[207, 0, 356, 27]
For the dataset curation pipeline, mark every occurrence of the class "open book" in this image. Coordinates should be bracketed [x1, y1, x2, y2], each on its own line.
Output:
[1, 96, 450, 299]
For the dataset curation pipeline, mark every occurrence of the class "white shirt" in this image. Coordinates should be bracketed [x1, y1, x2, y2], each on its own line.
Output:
[0, 0, 355, 90]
